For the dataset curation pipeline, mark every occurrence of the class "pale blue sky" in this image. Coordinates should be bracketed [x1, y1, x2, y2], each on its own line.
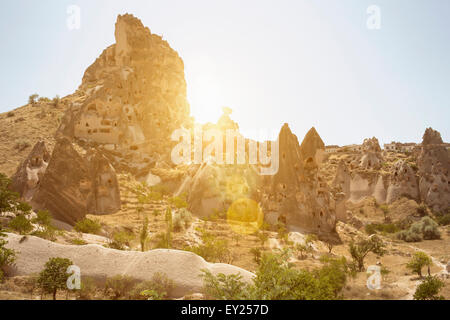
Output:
[0, 0, 449, 145]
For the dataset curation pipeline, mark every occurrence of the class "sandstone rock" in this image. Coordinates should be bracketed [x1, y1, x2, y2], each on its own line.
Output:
[300, 127, 326, 166]
[5, 233, 254, 298]
[359, 137, 383, 170]
[59, 14, 191, 159]
[15, 138, 121, 225]
[386, 160, 419, 204]
[260, 124, 337, 236]
[11, 141, 50, 201]
[417, 128, 450, 212]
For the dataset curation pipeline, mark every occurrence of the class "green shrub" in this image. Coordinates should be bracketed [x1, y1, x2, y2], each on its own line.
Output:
[406, 252, 432, 278]
[202, 270, 249, 300]
[9, 214, 33, 235]
[413, 276, 445, 300]
[436, 213, 450, 226]
[168, 195, 188, 209]
[0, 229, 17, 282]
[365, 223, 399, 235]
[74, 218, 102, 235]
[397, 216, 440, 242]
[349, 236, 386, 271]
[37, 257, 73, 300]
[129, 272, 174, 300]
[105, 275, 137, 300]
[188, 231, 231, 263]
[76, 277, 97, 300]
[108, 230, 134, 250]
[69, 238, 87, 246]
[32, 210, 52, 226]
[173, 208, 192, 231]
[201, 252, 351, 300]
[28, 94, 39, 105]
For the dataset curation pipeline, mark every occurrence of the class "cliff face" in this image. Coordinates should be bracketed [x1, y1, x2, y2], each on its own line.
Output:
[58, 14, 191, 158]
[18, 139, 121, 225]
[261, 124, 337, 236]
[417, 128, 450, 212]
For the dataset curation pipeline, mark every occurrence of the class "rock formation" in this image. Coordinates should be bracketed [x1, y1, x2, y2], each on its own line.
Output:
[386, 160, 419, 204]
[260, 124, 336, 236]
[417, 128, 450, 212]
[359, 137, 383, 169]
[58, 14, 191, 160]
[11, 141, 50, 201]
[300, 127, 326, 165]
[13, 138, 121, 225]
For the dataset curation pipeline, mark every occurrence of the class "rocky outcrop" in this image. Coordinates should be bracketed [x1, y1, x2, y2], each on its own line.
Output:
[417, 128, 450, 212]
[5, 233, 254, 298]
[11, 141, 50, 201]
[359, 137, 383, 170]
[386, 160, 419, 204]
[58, 14, 191, 158]
[14, 138, 121, 225]
[260, 124, 336, 236]
[300, 127, 326, 165]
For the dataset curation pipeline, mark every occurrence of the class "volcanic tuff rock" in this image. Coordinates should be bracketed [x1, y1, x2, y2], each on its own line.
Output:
[58, 14, 191, 158]
[13, 138, 121, 225]
[417, 128, 450, 212]
[359, 137, 383, 170]
[11, 141, 50, 201]
[260, 124, 337, 236]
[386, 160, 419, 204]
[300, 127, 326, 166]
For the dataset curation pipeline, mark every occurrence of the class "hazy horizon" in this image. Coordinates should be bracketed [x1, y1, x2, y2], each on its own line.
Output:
[0, 0, 449, 146]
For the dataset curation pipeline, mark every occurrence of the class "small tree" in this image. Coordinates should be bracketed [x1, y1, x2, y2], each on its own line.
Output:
[250, 247, 262, 264]
[257, 231, 269, 248]
[37, 257, 73, 300]
[28, 94, 39, 105]
[349, 236, 386, 272]
[379, 204, 389, 222]
[32, 210, 52, 226]
[325, 241, 334, 254]
[140, 217, 149, 252]
[406, 252, 432, 278]
[0, 229, 17, 282]
[9, 214, 33, 235]
[52, 95, 60, 107]
[413, 276, 445, 300]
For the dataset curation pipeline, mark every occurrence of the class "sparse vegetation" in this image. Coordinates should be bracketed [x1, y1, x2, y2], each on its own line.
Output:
[406, 252, 432, 278]
[74, 218, 102, 235]
[365, 223, 399, 235]
[14, 139, 31, 151]
[139, 217, 149, 252]
[168, 194, 188, 209]
[0, 228, 17, 282]
[202, 252, 351, 300]
[9, 214, 33, 235]
[104, 275, 136, 300]
[37, 257, 73, 300]
[188, 230, 231, 263]
[28, 94, 39, 105]
[129, 272, 174, 300]
[397, 216, 441, 242]
[349, 236, 386, 272]
[413, 276, 445, 300]
[172, 208, 192, 231]
[108, 230, 134, 250]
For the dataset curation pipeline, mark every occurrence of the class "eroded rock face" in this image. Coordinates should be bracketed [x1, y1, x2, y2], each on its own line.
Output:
[300, 127, 326, 166]
[11, 141, 50, 201]
[260, 124, 336, 235]
[386, 160, 419, 204]
[359, 137, 383, 170]
[14, 138, 121, 225]
[417, 128, 450, 212]
[59, 14, 191, 157]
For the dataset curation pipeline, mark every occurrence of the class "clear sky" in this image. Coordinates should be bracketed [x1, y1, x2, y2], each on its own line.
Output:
[0, 0, 449, 146]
